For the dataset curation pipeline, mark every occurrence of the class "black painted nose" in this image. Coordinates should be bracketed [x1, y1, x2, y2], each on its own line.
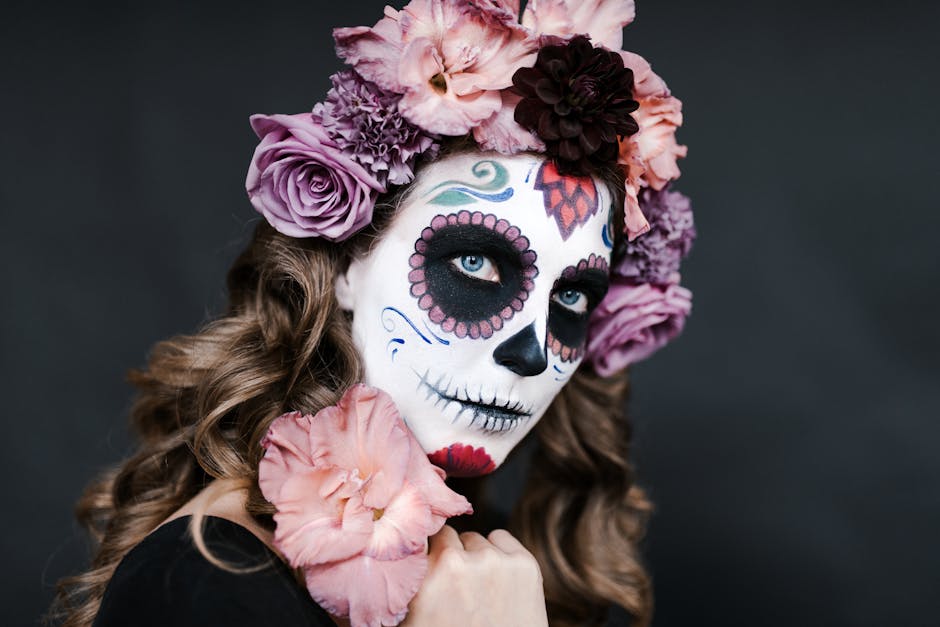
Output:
[493, 322, 547, 377]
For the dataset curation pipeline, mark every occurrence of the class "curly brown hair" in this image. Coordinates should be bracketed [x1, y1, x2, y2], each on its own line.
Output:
[52, 154, 652, 627]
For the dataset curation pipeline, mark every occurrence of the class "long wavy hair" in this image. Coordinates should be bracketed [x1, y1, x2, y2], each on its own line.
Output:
[52, 153, 652, 627]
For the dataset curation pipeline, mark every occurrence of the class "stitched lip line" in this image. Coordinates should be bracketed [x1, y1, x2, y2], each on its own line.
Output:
[413, 368, 533, 433]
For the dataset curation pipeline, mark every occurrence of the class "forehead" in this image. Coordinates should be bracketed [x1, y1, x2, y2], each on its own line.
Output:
[391, 153, 613, 264]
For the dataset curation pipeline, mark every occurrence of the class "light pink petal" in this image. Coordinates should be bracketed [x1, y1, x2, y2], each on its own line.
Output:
[522, 0, 635, 49]
[365, 483, 432, 560]
[334, 10, 406, 93]
[400, 83, 502, 136]
[305, 385, 411, 510]
[440, 11, 536, 91]
[303, 552, 428, 627]
[623, 178, 650, 241]
[404, 439, 473, 531]
[270, 469, 373, 567]
[353, 389, 412, 508]
[258, 412, 318, 503]
[474, 91, 546, 154]
[632, 96, 687, 190]
[619, 50, 670, 99]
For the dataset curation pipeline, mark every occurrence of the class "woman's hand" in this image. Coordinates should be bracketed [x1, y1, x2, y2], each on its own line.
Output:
[403, 525, 549, 627]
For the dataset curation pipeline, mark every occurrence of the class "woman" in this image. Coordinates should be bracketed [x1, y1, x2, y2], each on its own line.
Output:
[53, 1, 694, 626]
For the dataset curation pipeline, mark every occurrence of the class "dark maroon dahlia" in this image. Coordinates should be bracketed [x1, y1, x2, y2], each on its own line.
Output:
[512, 35, 639, 175]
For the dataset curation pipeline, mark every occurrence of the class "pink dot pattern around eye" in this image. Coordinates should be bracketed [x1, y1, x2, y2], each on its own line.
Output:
[408, 210, 539, 339]
[549, 253, 609, 362]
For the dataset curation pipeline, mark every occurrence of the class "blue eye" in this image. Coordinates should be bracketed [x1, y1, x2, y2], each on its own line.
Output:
[552, 289, 588, 313]
[461, 255, 484, 272]
[451, 254, 500, 282]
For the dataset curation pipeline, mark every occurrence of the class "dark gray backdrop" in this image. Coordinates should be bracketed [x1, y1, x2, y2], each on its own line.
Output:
[3, 0, 938, 625]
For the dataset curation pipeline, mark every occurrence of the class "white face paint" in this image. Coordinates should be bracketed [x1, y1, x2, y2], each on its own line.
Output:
[336, 152, 614, 476]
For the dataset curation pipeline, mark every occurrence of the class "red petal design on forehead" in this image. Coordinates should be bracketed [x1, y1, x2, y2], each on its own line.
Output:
[534, 161, 599, 240]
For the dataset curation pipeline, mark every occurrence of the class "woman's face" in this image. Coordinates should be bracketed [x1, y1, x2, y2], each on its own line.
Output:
[337, 152, 613, 476]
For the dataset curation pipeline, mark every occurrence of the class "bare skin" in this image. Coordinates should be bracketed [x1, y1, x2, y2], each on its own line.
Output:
[163, 482, 548, 627]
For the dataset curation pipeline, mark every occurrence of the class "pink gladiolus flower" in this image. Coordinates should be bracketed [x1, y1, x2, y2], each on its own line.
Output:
[585, 276, 692, 376]
[521, 0, 636, 50]
[258, 385, 473, 627]
[334, 0, 537, 136]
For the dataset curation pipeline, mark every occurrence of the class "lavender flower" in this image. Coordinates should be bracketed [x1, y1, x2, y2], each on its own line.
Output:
[615, 186, 696, 284]
[313, 70, 439, 187]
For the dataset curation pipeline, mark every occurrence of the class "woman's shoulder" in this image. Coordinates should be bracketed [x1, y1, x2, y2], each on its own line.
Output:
[93, 515, 333, 627]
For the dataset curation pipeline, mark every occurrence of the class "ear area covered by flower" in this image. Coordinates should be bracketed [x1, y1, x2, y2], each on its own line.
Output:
[585, 277, 692, 377]
[258, 385, 473, 627]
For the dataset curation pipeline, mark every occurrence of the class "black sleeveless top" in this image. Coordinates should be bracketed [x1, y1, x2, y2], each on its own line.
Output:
[93, 516, 334, 626]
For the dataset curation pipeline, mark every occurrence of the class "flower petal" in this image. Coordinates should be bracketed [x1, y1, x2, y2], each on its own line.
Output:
[271, 469, 373, 566]
[303, 552, 428, 627]
[365, 482, 432, 560]
[522, 0, 636, 49]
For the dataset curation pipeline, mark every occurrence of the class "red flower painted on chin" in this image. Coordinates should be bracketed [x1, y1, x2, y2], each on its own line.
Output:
[428, 443, 496, 478]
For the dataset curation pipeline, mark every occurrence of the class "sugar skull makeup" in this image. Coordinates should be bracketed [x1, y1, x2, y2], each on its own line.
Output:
[336, 152, 613, 476]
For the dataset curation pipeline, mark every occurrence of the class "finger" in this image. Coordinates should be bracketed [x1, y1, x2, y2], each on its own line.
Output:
[458, 531, 491, 552]
[487, 528, 528, 555]
[428, 524, 462, 555]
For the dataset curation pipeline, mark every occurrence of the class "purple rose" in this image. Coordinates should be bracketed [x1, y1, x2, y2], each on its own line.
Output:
[246, 113, 385, 241]
[585, 278, 692, 377]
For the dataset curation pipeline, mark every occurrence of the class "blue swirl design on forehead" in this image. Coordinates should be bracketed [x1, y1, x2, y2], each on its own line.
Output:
[426, 160, 514, 206]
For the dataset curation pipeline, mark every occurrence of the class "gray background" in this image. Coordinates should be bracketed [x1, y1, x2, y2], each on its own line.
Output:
[3, 0, 938, 625]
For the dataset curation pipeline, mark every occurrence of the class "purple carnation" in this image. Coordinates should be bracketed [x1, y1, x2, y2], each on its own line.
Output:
[313, 70, 439, 187]
[615, 186, 696, 285]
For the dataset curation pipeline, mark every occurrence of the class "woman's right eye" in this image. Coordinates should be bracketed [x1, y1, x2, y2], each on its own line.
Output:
[450, 254, 500, 283]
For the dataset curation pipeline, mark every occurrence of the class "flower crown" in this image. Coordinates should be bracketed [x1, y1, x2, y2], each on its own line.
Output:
[245, 0, 695, 375]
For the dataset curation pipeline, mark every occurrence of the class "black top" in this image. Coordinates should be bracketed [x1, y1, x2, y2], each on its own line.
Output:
[94, 516, 334, 626]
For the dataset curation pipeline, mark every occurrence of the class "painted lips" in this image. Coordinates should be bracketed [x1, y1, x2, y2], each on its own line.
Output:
[428, 443, 496, 477]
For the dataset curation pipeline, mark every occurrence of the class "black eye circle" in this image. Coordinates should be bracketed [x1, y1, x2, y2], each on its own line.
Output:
[408, 211, 538, 340]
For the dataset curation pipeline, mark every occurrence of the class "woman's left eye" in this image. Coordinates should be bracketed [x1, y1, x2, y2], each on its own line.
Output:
[450, 254, 500, 283]
[552, 288, 588, 313]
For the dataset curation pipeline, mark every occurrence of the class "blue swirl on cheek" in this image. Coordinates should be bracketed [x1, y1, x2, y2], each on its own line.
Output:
[386, 337, 405, 361]
[422, 322, 450, 345]
[382, 307, 432, 344]
[601, 222, 614, 249]
[553, 363, 570, 382]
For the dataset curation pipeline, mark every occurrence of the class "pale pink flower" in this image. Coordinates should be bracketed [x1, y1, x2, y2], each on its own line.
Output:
[259, 384, 472, 627]
[334, 0, 537, 136]
[521, 0, 636, 50]
[472, 90, 546, 154]
[620, 49, 670, 100]
[615, 57, 685, 238]
[631, 95, 687, 190]
[616, 51, 685, 193]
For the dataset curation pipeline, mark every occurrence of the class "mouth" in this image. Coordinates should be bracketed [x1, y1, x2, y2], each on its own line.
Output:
[413, 368, 534, 434]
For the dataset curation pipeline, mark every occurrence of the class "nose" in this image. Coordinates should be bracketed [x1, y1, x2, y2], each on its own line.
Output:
[493, 321, 547, 376]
